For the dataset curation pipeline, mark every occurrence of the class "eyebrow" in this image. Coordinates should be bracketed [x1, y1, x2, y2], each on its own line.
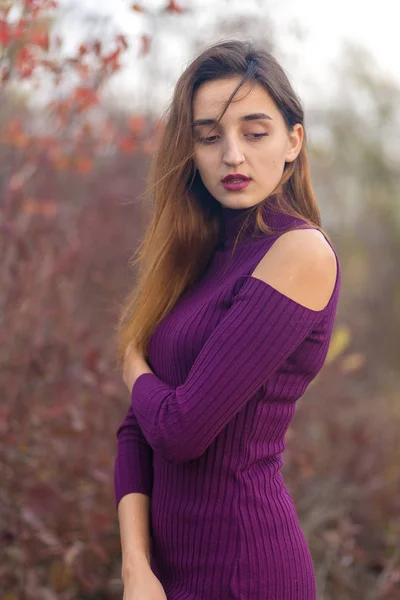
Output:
[192, 112, 273, 127]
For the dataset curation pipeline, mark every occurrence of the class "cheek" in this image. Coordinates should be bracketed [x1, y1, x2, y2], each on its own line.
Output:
[194, 149, 203, 170]
[194, 151, 214, 178]
[256, 143, 286, 168]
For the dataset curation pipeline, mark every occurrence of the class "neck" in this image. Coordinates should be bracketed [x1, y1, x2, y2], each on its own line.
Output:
[218, 195, 300, 250]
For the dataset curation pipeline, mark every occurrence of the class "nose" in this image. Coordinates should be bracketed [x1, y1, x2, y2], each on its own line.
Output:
[222, 136, 245, 167]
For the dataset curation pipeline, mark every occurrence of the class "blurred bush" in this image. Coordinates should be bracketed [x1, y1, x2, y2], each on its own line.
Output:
[0, 2, 399, 599]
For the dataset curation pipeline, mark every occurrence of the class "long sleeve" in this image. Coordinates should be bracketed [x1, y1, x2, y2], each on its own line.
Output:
[130, 275, 327, 463]
[113, 403, 154, 510]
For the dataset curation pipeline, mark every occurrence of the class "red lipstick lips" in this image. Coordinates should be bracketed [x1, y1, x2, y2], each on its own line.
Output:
[221, 173, 250, 183]
[221, 173, 251, 191]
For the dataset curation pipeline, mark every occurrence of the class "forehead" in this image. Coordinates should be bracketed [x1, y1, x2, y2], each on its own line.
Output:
[192, 77, 276, 120]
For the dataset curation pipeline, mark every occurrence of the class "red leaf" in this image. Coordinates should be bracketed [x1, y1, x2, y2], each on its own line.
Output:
[52, 153, 69, 170]
[117, 34, 129, 49]
[41, 58, 61, 73]
[93, 39, 102, 55]
[75, 156, 93, 174]
[30, 30, 49, 50]
[131, 2, 145, 11]
[74, 87, 99, 111]
[0, 5, 12, 19]
[7, 117, 23, 135]
[7, 119, 28, 146]
[22, 199, 57, 217]
[139, 34, 151, 56]
[1, 65, 10, 83]
[118, 136, 137, 154]
[165, 0, 186, 13]
[74, 87, 90, 100]
[128, 115, 146, 136]
[16, 46, 36, 79]
[103, 48, 120, 66]
[0, 18, 10, 47]
[14, 18, 27, 40]
[20, 65, 35, 79]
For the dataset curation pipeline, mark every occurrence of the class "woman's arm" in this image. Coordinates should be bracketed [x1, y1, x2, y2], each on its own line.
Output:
[128, 230, 339, 463]
[118, 492, 152, 582]
[114, 402, 154, 580]
[114, 403, 154, 509]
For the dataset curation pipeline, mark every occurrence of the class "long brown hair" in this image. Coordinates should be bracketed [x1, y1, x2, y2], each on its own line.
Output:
[115, 38, 326, 370]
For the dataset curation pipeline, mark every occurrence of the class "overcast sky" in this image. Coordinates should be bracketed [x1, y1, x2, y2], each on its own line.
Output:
[59, 0, 400, 114]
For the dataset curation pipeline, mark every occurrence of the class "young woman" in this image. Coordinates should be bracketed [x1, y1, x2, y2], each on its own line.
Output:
[114, 39, 341, 600]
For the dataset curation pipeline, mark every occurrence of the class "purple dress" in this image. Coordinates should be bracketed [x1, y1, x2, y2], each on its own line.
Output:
[114, 199, 341, 599]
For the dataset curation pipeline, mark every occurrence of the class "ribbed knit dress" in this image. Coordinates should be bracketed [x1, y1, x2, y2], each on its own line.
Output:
[114, 197, 341, 600]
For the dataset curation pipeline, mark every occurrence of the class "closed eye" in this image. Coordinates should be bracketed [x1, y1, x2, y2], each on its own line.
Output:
[196, 133, 268, 144]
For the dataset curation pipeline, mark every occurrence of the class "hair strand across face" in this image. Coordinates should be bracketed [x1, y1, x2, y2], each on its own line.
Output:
[115, 39, 325, 369]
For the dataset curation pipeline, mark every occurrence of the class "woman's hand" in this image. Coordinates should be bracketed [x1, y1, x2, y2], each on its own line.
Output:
[122, 566, 168, 600]
[122, 341, 153, 394]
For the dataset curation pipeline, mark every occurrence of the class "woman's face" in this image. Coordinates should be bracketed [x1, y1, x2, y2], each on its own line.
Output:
[192, 76, 303, 209]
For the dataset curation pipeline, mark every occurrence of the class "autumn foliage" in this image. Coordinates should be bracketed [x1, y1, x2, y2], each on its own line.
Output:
[1, 2, 399, 599]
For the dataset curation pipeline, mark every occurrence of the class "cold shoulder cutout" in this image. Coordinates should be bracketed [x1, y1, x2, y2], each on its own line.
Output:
[248, 227, 340, 313]
[113, 197, 342, 600]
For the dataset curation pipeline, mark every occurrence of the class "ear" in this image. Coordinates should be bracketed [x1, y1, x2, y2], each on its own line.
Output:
[285, 123, 303, 163]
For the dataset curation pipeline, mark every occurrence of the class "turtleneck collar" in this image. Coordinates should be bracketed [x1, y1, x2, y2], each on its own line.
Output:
[218, 195, 303, 250]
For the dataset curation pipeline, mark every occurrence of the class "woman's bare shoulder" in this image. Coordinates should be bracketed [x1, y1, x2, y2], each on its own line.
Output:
[250, 229, 337, 312]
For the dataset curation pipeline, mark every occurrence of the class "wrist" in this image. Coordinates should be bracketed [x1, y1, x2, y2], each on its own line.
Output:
[121, 554, 151, 581]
